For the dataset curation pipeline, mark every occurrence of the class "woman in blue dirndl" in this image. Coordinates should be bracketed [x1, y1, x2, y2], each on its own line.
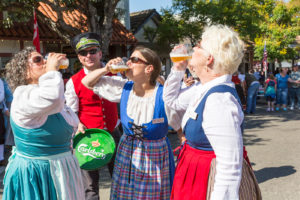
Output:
[82, 46, 175, 200]
[3, 47, 84, 200]
[163, 25, 261, 200]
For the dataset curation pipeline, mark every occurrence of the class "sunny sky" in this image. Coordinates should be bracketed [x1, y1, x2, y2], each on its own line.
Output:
[129, 0, 173, 13]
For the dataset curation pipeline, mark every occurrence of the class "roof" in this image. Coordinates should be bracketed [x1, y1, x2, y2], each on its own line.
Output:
[38, 2, 137, 44]
[38, 2, 136, 45]
[0, 3, 137, 45]
[0, 19, 61, 41]
[130, 9, 161, 34]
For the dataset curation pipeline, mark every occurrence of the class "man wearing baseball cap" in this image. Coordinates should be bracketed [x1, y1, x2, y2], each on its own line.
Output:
[65, 32, 120, 200]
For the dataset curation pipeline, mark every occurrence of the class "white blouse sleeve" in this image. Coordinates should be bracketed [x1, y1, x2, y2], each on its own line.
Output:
[65, 79, 79, 113]
[163, 69, 198, 130]
[164, 105, 182, 131]
[60, 105, 79, 128]
[203, 93, 244, 200]
[163, 69, 195, 112]
[93, 76, 127, 103]
[11, 71, 65, 128]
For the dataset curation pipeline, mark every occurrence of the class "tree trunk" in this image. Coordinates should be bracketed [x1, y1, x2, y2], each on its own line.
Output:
[100, 0, 120, 58]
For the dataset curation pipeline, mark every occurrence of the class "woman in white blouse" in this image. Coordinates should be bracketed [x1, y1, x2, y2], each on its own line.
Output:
[163, 25, 261, 200]
[82, 46, 176, 200]
[3, 47, 84, 199]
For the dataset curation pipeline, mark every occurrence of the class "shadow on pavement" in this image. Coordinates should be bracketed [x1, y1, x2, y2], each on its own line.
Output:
[242, 101, 300, 147]
[244, 100, 300, 131]
[254, 165, 296, 184]
[243, 133, 270, 146]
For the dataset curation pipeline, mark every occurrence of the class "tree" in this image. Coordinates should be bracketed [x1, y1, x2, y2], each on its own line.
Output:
[254, 1, 300, 62]
[0, 0, 121, 56]
[164, 0, 262, 41]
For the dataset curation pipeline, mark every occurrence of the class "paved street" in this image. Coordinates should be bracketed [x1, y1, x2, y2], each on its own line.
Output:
[0, 101, 300, 199]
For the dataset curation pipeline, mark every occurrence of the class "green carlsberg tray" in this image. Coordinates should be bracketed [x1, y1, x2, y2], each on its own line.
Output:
[73, 128, 116, 170]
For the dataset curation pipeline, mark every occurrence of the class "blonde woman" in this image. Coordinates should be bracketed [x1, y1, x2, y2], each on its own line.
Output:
[163, 25, 261, 200]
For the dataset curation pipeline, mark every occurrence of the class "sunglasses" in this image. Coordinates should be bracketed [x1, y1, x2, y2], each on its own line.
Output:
[29, 56, 44, 64]
[78, 48, 100, 56]
[129, 57, 149, 65]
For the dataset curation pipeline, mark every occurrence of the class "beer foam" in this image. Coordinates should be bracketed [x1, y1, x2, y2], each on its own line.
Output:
[170, 53, 192, 57]
[111, 64, 128, 69]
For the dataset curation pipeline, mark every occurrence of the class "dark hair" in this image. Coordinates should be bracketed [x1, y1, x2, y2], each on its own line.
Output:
[5, 46, 36, 92]
[268, 74, 275, 80]
[133, 46, 161, 86]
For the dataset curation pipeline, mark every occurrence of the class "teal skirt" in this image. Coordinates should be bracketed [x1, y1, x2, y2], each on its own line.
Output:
[2, 149, 85, 200]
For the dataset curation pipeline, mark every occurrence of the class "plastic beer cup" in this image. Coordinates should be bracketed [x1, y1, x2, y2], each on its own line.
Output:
[170, 44, 193, 62]
[110, 58, 129, 74]
[59, 58, 69, 69]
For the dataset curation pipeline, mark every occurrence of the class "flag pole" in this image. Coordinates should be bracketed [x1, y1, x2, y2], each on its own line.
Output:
[33, 8, 41, 53]
[263, 40, 267, 79]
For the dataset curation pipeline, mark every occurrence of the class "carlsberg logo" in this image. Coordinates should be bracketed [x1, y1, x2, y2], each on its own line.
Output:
[78, 144, 106, 159]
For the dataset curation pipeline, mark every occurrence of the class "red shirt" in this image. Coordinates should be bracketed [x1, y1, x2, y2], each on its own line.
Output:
[71, 69, 118, 132]
[231, 75, 241, 84]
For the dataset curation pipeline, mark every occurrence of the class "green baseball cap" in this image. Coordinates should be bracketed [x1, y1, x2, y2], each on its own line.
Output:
[73, 128, 116, 170]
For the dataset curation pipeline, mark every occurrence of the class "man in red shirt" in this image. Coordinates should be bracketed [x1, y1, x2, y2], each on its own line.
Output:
[65, 32, 120, 200]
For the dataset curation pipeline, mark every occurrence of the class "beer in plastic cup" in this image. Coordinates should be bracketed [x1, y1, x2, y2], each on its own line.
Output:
[170, 54, 192, 62]
[59, 58, 69, 69]
[110, 64, 129, 74]
[170, 44, 193, 62]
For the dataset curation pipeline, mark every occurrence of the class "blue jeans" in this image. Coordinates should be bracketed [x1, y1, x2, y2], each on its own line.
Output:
[276, 88, 288, 106]
[246, 82, 260, 113]
[289, 87, 300, 108]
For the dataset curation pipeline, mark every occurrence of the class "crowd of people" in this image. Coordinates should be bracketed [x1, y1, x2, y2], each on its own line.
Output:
[3, 23, 300, 200]
[228, 65, 300, 114]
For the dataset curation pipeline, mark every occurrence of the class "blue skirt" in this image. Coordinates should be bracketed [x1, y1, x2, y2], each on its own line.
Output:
[2, 149, 84, 200]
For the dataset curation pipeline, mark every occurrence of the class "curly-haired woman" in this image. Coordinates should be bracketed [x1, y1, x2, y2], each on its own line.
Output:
[3, 47, 84, 200]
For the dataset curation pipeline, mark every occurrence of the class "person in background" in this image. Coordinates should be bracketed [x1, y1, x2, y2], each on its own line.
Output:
[163, 24, 261, 200]
[243, 72, 260, 114]
[0, 69, 14, 147]
[81, 46, 176, 200]
[0, 78, 5, 163]
[259, 71, 265, 86]
[2, 47, 84, 199]
[253, 69, 260, 81]
[232, 71, 246, 110]
[65, 32, 121, 200]
[264, 74, 277, 112]
[288, 64, 300, 110]
[275, 67, 298, 111]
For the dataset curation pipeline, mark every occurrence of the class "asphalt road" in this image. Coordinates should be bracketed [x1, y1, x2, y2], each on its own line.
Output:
[1, 101, 300, 200]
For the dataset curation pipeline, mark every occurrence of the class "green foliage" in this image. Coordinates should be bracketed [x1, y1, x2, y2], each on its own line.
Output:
[154, 0, 299, 62]
[254, 1, 300, 62]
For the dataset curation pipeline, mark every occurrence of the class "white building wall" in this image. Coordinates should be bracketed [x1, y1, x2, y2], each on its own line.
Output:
[0, 40, 20, 53]
[135, 19, 157, 43]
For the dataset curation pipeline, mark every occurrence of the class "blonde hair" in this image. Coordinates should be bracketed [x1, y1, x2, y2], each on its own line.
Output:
[5, 46, 36, 92]
[201, 25, 244, 75]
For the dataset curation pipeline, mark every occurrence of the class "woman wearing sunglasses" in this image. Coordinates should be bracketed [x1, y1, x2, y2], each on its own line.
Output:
[3, 47, 84, 199]
[82, 46, 176, 200]
[163, 25, 261, 200]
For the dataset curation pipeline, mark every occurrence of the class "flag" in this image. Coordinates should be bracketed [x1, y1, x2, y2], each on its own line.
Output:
[33, 10, 40, 53]
[263, 41, 267, 70]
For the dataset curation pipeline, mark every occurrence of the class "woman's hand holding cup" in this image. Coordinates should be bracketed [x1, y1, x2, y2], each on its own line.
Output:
[170, 44, 192, 71]
[45, 53, 67, 72]
[106, 57, 129, 74]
